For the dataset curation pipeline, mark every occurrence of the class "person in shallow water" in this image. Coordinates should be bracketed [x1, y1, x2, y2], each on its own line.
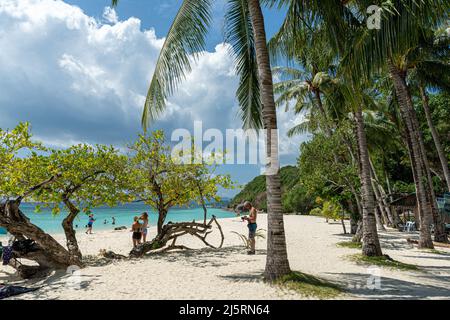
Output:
[86, 214, 95, 234]
[131, 216, 142, 248]
[236, 201, 258, 255]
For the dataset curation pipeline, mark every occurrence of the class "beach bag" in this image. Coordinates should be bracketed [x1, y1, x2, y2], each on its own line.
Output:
[12, 239, 39, 255]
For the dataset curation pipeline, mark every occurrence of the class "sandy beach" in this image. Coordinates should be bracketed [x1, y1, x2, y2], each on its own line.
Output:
[1, 214, 449, 300]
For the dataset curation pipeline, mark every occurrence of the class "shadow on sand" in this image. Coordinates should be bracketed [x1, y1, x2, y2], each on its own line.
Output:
[143, 245, 267, 269]
[329, 272, 450, 299]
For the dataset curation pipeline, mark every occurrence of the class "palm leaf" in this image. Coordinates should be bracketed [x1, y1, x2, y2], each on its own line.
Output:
[225, 0, 262, 129]
[113, 0, 213, 130]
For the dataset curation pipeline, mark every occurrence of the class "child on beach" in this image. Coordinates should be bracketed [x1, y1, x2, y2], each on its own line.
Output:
[86, 214, 95, 234]
[131, 216, 142, 248]
[140, 212, 149, 242]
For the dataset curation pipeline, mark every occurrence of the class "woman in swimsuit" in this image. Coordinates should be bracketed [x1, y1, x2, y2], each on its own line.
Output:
[131, 216, 142, 248]
[140, 212, 149, 242]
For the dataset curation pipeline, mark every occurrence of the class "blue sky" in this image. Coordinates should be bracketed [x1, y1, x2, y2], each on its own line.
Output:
[65, 0, 288, 45]
[0, 0, 307, 197]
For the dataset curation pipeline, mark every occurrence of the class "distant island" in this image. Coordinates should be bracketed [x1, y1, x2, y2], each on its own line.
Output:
[229, 166, 311, 214]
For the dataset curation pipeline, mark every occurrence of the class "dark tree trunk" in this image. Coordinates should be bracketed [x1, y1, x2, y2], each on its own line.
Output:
[0, 201, 72, 278]
[353, 220, 363, 243]
[248, 0, 291, 280]
[347, 199, 359, 234]
[369, 157, 398, 227]
[157, 208, 168, 235]
[389, 63, 446, 246]
[62, 198, 83, 266]
[355, 108, 383, 256]
[419, 85, 450, 192]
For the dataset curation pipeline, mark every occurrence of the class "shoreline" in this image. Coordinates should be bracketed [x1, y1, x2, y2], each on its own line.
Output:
[0, 207, 235, 236]
[2, 215, 450, 300]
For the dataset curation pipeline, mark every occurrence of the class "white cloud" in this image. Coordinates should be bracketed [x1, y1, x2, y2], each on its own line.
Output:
[103, 6, 118, 24]
[0, 0, 306, 174]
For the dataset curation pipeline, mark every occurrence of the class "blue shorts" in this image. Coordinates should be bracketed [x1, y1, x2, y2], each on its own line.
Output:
[248, 223, 257, 239]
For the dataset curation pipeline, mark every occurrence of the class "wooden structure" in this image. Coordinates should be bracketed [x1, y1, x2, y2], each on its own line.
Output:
[389, 193, 450, 226]
[388, 193, 420, 226]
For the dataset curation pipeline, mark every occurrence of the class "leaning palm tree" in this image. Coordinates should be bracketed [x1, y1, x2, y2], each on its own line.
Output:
[408, 30, 450, 192]
[347, 4, 450, 245]
[112, 0, 291, 280]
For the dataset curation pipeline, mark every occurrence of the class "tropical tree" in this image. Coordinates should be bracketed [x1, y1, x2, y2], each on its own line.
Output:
[268, 0, 449, 250]
[185, 157, 234, 224]
[0, 123, 130, 276]
[408, 30, 450, 191]
[112, 0, 291, 280]
[32, 144, 129, 266]
[127, 131, 193, 234]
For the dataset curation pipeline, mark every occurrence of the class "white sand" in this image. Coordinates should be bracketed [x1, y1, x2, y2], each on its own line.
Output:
[1, 215, 449, 300]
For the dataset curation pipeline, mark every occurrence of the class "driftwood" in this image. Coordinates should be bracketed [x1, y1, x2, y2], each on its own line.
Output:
[99, 249, 127, 260]
[130, 215, 224, 258]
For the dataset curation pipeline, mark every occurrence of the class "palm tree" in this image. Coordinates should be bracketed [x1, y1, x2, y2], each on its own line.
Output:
[271, 0, 449, 248]
[267, 0, 385, 256]
[408, 31, 450, 192]
[112, 0, 291, 280]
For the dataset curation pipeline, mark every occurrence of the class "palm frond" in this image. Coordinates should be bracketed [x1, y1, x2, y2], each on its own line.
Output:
[225, 0, 262, 129]
[140, 0, 213, 130]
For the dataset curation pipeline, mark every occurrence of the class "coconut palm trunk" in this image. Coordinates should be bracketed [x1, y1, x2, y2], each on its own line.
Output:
[354, 108, 383, 256]
[419, 85, 450, 192]
[247, 0, 291, 280]
[388, 63, 437, 247]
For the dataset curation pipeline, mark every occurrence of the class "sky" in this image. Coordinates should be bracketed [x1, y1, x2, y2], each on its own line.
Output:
[0, 0, 309, 197]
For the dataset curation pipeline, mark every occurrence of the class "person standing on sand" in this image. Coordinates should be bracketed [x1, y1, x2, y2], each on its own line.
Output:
[131, 216, 142, 248]
[238, 201, 258, 255]
[140, 212, 149, 242]
[86, 214, 95, 234]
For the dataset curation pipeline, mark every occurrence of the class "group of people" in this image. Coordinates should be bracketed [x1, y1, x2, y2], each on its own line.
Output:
[131, 213, 149, 247]
[84, 212, 150, 248]
[80, 201, 258, 253]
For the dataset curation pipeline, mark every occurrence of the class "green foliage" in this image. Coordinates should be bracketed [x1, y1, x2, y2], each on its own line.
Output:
[337, 241, 362, 249]
[0, 122, 46, 198]
[127, 131, 233, 228]
[282, 184, 315, 214]
[127, 131, 192, 212]
[0, 123, 131, 220]
[230, 166, 301, 211]
[276, 271, 343, 299]
[231, 229, 266, 249]
[349, 254, 420, 271]
[416, 92, 450, 192]
[1, 124, 230, 235]
[37, 144, 129, 214]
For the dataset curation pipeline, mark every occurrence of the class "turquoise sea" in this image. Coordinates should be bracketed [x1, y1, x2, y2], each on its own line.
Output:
[16, 203, 235, 234]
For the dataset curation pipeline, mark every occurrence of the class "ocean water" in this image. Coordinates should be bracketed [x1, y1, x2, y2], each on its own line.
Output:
[17, 203, 235, 234]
